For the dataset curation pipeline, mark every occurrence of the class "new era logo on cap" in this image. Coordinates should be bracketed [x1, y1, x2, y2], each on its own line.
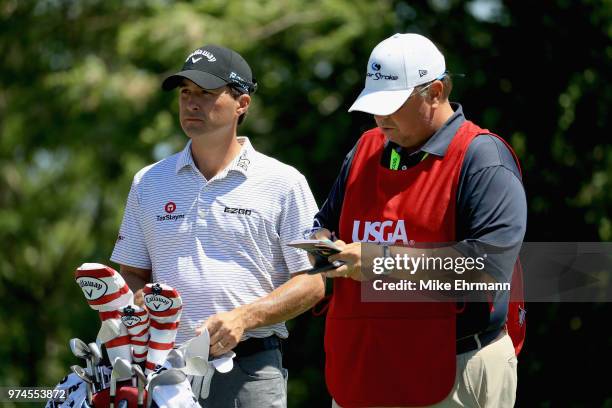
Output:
[348, 33, 446, 116]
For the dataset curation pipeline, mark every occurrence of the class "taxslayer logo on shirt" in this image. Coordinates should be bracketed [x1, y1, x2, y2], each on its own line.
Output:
[156, 201, 185, 222]
[352, 219, 408, 244]
[164, 202, 176, 213]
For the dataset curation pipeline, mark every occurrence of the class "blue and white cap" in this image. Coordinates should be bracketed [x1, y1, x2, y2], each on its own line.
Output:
[349, 33, 446, 116]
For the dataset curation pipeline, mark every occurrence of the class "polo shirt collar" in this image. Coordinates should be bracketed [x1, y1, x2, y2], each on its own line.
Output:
[418, 102, 465, 157]
[227, 137, 255, 177]
[175, 137, 255, 177]
[175, 140, 195, 174]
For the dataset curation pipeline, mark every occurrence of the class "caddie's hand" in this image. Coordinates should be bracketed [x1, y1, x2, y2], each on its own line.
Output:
[197, 309, 246, 357]
[325, 241, 380, 281]
[134, 288, 145, 307]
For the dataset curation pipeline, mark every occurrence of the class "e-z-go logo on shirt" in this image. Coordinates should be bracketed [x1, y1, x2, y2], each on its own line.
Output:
[156, 201, 185, 222]
[352, 219, 408, 244]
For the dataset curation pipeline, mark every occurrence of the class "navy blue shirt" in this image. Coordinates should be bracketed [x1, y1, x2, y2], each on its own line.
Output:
[315, 103, 527, 338]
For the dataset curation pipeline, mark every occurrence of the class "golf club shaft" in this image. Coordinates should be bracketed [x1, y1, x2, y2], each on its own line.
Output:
[91, 356, 101, 386]
[85, 360, 96, 393]
[100, 366, 106, 389]
[85, 381, 93, 406]
[137, 377, 144, 408]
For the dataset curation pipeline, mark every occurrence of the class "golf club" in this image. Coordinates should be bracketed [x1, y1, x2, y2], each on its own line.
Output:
[88, 342, 103, 388]
[132, 364, 147, 408]
[71, 364, 94, 406]
[69, 338, 95, 391]
[110, 358, 134, 408]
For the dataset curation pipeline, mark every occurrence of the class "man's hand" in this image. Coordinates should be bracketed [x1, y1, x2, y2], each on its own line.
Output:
[307, 227, 333, 266]
[326, 241, 379, 281]
[134, 288, 145, 307]
[196, 309, 247, 357]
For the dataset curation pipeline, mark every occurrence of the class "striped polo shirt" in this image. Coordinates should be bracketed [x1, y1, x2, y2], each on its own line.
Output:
[111, 137, 318, 345]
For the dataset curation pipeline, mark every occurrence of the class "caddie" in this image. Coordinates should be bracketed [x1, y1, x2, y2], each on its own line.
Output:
[313, 33, 527, 407]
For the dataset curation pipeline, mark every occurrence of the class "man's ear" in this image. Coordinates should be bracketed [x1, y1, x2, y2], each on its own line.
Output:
[237, 94, 251, 115]
[427, 81, 444, 106]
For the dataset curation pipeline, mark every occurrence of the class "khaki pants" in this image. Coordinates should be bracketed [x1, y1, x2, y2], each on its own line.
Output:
[332, 332, 517, 408]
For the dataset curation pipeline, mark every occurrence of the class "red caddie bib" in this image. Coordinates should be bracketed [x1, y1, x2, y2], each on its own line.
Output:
[325, 120, 491, 407]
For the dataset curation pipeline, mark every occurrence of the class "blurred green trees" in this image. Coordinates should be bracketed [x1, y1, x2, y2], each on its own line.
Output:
[0, 0, 610, 406]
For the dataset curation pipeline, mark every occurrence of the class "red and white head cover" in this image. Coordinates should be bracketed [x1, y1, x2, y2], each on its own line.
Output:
[75, 263, 133, 365]
[120, 304, 150, 363]
[143, 283, 182, 374]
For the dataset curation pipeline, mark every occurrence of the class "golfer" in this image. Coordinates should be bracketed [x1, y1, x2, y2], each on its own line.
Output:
[111, 44, 324, 407]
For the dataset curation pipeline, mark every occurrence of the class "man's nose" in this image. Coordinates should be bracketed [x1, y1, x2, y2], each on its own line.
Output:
[186, 96, 200, 111]
[374, 114, 389, 124]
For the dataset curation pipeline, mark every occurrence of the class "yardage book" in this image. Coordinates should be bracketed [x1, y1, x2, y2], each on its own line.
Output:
[287, 239, 344, 274]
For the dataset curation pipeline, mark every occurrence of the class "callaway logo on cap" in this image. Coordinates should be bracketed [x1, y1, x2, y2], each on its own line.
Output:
[162, 45, 257, 94]
[348, 33, 446, 116]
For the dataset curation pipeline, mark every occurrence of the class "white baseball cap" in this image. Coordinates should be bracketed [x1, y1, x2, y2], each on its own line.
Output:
[348, 33, 446, 116]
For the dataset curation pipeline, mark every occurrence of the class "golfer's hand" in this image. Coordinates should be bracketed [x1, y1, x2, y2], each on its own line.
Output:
[134, 289, 145, 307]
[325, 240, 376, 281]
[307, 227, 333, 266]
[197, 309, 246, 357]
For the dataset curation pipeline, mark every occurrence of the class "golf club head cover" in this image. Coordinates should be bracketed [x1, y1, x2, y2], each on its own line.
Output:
[143, 283, 182, 374]
[105, 323, 133, 367]
[120, 304, 150, 363]
[75, 263, 134, 364]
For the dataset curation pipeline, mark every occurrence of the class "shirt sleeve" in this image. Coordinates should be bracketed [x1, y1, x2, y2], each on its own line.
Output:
[110, 178, 152, 269]
[313, 142, 358, 234]
[279, 174, 320, 274]
[455, 135, 527, 284]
